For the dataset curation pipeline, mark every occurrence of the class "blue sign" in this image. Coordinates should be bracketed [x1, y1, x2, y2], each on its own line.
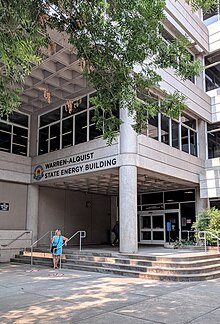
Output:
[166, 222, 171, 232]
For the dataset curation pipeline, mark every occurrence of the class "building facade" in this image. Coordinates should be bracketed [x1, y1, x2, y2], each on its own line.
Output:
[1, 1, 220, 254]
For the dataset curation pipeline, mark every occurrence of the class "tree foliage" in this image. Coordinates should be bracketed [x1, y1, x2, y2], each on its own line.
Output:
[0, 0, 216, 141]
[0, 0, 47, 116]
[192, 207, 220, 244]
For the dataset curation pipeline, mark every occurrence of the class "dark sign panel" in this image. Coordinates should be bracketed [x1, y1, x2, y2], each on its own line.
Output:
[0, 202, 9, 211]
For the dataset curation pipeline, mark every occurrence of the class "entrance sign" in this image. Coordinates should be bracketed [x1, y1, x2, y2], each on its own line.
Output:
[33, 151, 118, 182]
[166, 222, 171, 232]
[0, 202, 9, 211]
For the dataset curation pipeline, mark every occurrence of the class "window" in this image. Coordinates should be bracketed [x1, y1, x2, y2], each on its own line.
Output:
[161, 115, 170, 145]
[203, 2, 220, 26]
[0, 112, 29, 156]
[143, 111, 197, 156]
[205, 52, 220, 92]
[148, 116, 158, 140]
[207, 122, 220, 158]
[181, 114, 197, 156]
[38, 93, 102, 155]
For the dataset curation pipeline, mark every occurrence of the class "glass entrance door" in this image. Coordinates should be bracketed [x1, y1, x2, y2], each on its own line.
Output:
[139, 212, 165, 244]
[165, 212, 180, 242]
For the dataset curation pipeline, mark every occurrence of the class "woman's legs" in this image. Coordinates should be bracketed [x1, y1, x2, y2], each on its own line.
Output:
[53, 255, 56, 269]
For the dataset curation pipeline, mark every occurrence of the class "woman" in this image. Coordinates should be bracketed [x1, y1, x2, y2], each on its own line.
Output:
[51, 229, 68, 269]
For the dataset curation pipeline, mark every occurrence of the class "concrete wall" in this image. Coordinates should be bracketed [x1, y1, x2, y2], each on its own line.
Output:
[0, 151, 31, 184]
[138, 135, 204, 184]
[159, 68, 211, 122]
[208, 21, 220, 53]
[200, 159, 220, 198]
[165, 0, 209, 53]
[0, 181, 28, 230]
[38, 186, 111, 245]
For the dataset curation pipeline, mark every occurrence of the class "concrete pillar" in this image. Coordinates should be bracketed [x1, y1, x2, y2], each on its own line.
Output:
[198, 119, 207, 160]
[29, 113, 38, 157]
[119, 107, 138, 253]
[26, 185, 39, 243]
[110, 196, 118, 243]
[195, 54, 204, 91]
[196, 187, 209, 217]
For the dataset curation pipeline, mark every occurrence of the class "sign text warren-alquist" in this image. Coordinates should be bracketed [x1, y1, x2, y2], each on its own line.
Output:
[44, 152, 94, 170]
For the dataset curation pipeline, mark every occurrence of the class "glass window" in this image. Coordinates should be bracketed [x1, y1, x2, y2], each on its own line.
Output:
[50, 123, 60, 152]
[12, 126, 28, 156]
[89, 109, 102, 140]
[181, 114, 196, 130]
[38, 127, 49, 155]
[172, 120, 179, 149]
[142, 192, 163, 205]
[9, 112, 28, 127]
[40, 108, 60, 127]
[207, 123, 220, 159]
[62, 118, 73, 149]
[161, 115, 170, 145]
[164, 189, 195, 203]
[181, 126, 189, 154]
[0, 122, 11, 153]
[148, 116, 158, 140]
[190, 129, 197, 156]
[75, 112, 87, 145]
[203, 3, 220, 26]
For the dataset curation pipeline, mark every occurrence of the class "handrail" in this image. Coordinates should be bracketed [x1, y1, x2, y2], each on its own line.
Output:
[0, 230, 32, 248]
[198, 231, 220, 253]
[30, 230, 53, 266]
[55, 230, 86, 269]
[181, 230, 195, 242]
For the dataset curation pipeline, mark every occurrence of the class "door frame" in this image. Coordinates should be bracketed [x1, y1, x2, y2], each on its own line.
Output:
[139, 209, 180, 244]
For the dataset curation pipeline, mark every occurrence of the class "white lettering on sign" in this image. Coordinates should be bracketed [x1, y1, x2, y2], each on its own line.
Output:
[44, 152, 94, 170]
[33, 154, 117, 182]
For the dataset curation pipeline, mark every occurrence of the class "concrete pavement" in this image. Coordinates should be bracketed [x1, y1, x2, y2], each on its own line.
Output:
[0, 263, 220, 323]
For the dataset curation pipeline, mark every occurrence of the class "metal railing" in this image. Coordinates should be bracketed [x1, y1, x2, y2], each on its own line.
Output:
[57, 230, 87, 269]
[30, 231, 53, 266]
[181, 230, 196, 242]
[0, 230, 33, 248]
[198, 231, 220, 253]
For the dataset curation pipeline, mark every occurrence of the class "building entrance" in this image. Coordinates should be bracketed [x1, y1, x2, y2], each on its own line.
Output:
[139, 210, 180, 244]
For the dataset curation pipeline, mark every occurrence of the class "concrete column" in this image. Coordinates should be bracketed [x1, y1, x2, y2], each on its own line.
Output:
[110, 196, 118, 243]
[29, 113, 38, 157]
[119, 106, 138, 253]
[195, 54, 204, 91]
[198, 119, 207, 160]
[196, 187, 209, 217]
[26, 185, 39, 243]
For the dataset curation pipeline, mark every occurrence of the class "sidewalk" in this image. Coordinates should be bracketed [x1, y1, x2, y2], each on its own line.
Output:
[0, 263, 220, 323]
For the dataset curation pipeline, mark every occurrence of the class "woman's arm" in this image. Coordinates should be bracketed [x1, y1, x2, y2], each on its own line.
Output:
[62, 236, 69, 246]
[51, 236, 54, 244]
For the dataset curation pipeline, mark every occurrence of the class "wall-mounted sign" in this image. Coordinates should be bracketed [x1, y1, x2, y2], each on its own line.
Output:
[0, 202, 9, 211]
[33, 151, 118, 182]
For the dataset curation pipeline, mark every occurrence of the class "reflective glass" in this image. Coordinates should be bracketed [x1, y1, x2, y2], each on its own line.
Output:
[40, 108, 60, 127]
[161, 115, 170, 145]
[39, 127, 49, 155]
[75, 112, 87, 145]
[172, 120, 179, 149]
[12, 126, 28, 156]
[50, 123, 60, 152]
[0, 122, 11, 153]
[62, 118, 73, 149]
[181, 126, 189, 153]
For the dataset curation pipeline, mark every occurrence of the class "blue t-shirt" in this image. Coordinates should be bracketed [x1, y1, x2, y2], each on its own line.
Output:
[52, 235, 63, 255]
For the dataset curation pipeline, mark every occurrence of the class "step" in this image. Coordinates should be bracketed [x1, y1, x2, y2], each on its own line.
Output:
[14, 254, 220, 275]
[147, 263, 220, 275]
[10, 257, 220, 282]
[122, 253, 220, 262]
[66, 254, 220, 269]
